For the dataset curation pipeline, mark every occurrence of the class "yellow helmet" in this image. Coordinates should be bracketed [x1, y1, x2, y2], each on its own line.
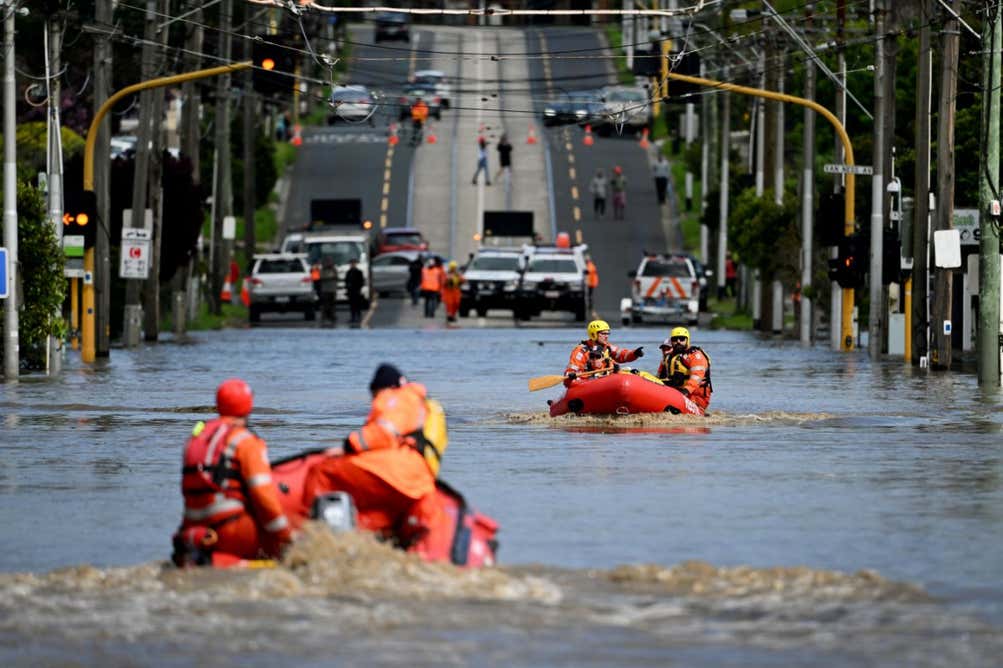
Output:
[448, 260, 458, 270]
[587, 319, 611, 341]
[670, 326, 690, 343]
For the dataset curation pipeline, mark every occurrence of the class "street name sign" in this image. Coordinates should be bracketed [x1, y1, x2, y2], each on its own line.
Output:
[823, 163, 873, 176]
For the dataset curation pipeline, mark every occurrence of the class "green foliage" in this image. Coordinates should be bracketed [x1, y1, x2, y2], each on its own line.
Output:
[1, 122, 85, 184]
[0, 184, 66, 370]
[728, 188, 800, 283]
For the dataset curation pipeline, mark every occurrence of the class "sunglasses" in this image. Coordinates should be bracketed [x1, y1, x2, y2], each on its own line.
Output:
[671, 336, 687, 342]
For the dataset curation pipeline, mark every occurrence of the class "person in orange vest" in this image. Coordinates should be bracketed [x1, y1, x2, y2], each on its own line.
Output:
[585, 254, 599, 304]
[441, 261, 465, 323]
[302, 364, 442, 546]
[656, 326, 712, 410]
[172, 379, 293, 566]
[565, 319, 643, 387]
[410, 98, 429, 145]
[420, 256, 445, 318]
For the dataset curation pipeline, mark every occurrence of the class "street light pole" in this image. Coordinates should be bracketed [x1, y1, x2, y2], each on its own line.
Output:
[3, 1, 19, 381]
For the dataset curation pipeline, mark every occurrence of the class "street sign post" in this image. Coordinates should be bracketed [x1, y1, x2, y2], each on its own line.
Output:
[0, 247, 8, 299]
[823, 163, 873, 176]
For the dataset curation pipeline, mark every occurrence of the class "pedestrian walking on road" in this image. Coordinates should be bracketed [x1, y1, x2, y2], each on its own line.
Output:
[611, 166, 627, 220]
[420, 257, 445, 317]
[406, 255, 423, 306]
[653, 153, 670, 205]
[590, 168, 608, 220]
[471, 137, 491, 186]
[318, 256, 338, 325]
[495, 134, 513, 183]
[345, 259, 366, 325]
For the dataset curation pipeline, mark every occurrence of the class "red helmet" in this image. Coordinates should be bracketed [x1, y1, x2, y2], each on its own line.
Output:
[216, 378, 253, 417]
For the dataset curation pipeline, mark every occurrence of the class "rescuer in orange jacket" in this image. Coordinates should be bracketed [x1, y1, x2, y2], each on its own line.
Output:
[302, 364, 441, 546]
[585, 255, 599, 303]
[420, 257, 446, 318]
[656, 326, 712, 410]
[410, 98, 429, 145]
[564, 319, 643, 386]
[173, 379, 293, 565]
[441, 260, 465, 323]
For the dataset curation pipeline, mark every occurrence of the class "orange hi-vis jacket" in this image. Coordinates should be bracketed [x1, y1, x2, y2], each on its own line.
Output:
[420, 265, 446, 293]
[657, 346, 713, 410]
[586, 260, 599, 288]
[565, 340, 639, 384]
[411, 101, 429, 123]
[180, 417, 292, 558]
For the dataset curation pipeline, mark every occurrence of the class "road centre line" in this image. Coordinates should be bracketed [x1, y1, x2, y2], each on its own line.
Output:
[569, 167, 576, 180]
[381, 197, 389, 212]
[382, 182, 390, 195]
[574, 207, 581, 223]
[570, 185, 578, 200]
[380, 213, 387, 228]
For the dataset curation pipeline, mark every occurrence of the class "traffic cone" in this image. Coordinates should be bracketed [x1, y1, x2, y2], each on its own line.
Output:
[290, 123, 302, 147]
[426, 123, 437, 144]
[526, 124, 538, 145]
[240, 278, 250, 307]
[220, 277, 233, 303]
[639, 127, 650, 149]
[388, 122, 399, 146]
[583, 124, 594, 147]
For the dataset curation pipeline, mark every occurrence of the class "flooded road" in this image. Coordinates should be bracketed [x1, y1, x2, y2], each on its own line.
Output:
[1, 326, 1002, 666]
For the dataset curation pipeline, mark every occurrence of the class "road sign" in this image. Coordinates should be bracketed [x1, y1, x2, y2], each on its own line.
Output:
[823, 163, 873, 176]
[954, 208, 979, 246]
[64, 233, 86, 278]
[120, 228, 152, 279]
[0, 247, 8, 299]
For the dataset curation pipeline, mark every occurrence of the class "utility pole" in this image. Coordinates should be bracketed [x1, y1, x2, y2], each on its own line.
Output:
[771, 48, 785, 335]
[911, 0, 932, 364]
[977, 2, 1001, 385]
[211, 0, 233, 315]
[800, 3, 816, 346]
[869, 0, 886, 359]
[94, 0, 112, 357]
[123, 0, 157, 346]
[831, 0, 847, 351]
[932, 0, 959, 370]
[717, 64, 730, 301]
[46, 17, 63, 375]
[3, 0, 19, 381]
[243, 37, 256, 270]
[699, 58, 710, 263]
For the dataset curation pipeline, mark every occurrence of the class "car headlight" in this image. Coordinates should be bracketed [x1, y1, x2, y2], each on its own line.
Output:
[461, 283, 471, 291]
[504, 280, 519, 290]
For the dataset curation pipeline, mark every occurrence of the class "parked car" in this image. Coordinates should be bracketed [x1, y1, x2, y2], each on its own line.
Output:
[376, 227, 428, 254]
[459, 247, 524, 317]
[413, 69, 452, 108]
[597, 85, 651, 135]
[372, 250, 446, 297]
[542, 90, 604, 127]
[373, 12, 410, 43]
[515, 244, 589, 321]
[248, 253, 317, 323]
[304, 235, 372, 305]
[398, 84, 442, 121]
[329, 85, 375, 125]
[279, 232, 305, 254]
[622, 253, 700, 326]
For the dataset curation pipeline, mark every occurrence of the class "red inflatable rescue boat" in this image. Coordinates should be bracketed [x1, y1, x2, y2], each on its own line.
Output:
[548, 370, 704, 417]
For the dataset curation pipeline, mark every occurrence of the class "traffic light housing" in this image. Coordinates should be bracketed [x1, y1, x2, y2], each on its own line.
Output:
[828, 233, 865, 289]
[251, 38, 294, 97]
[63, 189, 97, 248]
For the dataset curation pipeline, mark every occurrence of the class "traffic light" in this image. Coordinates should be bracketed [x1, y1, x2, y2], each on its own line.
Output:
[63, 189, 97, 248]
[251, 38, 294, 97]
[882, 228, 901, 285]
[816, 192, 844, 247]
[828, 233, 865, 289]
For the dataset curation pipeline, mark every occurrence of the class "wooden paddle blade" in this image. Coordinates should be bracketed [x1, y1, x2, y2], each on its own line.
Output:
[528, 375, 565, 392]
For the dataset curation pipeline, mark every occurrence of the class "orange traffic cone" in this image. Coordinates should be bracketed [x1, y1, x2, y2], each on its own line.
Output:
[220, 277, 233, 303]
[426, 124, 437, 144]
[526, 124, 538, 144]
[290, 123, 302, 147]
[240, 278, 250, 307]
[388, 122, 400, 146]
[639, 127, 650, 149]
[583, 124, 594, 147]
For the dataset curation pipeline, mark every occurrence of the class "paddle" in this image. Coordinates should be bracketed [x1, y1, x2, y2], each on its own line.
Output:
[528, 367, 605, 392]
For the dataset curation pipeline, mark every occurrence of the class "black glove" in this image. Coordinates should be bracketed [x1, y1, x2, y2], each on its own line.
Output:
[566, 372, 577, 381]
[612, 364, 621, 373]
[679, 388, 690, 397]
[633, 346, 644, 358]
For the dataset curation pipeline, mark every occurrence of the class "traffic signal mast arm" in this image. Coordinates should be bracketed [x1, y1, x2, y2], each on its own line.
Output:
[664, 70, 858, 351]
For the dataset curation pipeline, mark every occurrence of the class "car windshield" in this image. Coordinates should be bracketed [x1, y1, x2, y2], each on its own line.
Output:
[257, 259, 305, 274]
[641, 260, 692, 278]
[332, 89, 369, 102]
[608, 89, 646, 103]
[307, 241, 364, 265]
[470, 255, 519, 271]
[385, 233, 423, 246]
[528, 258, 579, 274]
[415, 74, 442, 84]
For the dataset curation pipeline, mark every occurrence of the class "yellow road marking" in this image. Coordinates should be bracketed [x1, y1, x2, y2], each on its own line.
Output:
[569, 167, 576, 180]
[380, 213, 388, 228]
[576, 228, 583, 244]
[573, 208, 581, 223]
[381, 198, 389, 212]
[382, 182, 390, 195]
[570, 185, 579, 200]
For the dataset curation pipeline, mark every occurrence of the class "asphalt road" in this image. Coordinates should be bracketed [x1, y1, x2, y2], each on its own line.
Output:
[280, 24, 678, 331]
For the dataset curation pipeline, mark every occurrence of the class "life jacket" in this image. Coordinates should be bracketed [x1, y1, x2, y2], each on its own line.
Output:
[411, 398, 448, 477]
[579, 340, 614, 372]
[663, 346, 713, 391]
[181, 418, 255, 527]
[444, 271, 463, 290]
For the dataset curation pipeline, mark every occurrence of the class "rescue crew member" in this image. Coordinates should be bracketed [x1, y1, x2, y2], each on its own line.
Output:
[410, 98, 429, 145]
[565, 319, 643, 386]
[420, 257, 445, 318]
[585, 255, 599, 304]
[441, 261, 465, 323]
[174, 379, 293, 565]
[656, 326, 712, 410]
[302, 364, 442, 547]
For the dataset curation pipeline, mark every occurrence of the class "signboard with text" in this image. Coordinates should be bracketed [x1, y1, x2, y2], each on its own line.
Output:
[954, 208, 980, 246]
[119, 228, 152, 279]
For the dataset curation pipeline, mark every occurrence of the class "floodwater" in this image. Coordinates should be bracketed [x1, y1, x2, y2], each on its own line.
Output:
[1, 325, 1002, 666]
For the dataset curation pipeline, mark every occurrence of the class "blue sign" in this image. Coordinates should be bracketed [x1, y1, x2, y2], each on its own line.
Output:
[0, 247, 8, 299]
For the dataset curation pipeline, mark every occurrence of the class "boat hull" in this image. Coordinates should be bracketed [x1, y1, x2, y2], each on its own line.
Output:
[548, 371, 704, 417]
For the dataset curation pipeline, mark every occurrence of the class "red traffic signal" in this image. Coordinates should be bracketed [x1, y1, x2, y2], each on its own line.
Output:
[828, 233, 865, 289]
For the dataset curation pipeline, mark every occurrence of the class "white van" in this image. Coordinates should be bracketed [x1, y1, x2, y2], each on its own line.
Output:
[303, 234, 372, 304]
